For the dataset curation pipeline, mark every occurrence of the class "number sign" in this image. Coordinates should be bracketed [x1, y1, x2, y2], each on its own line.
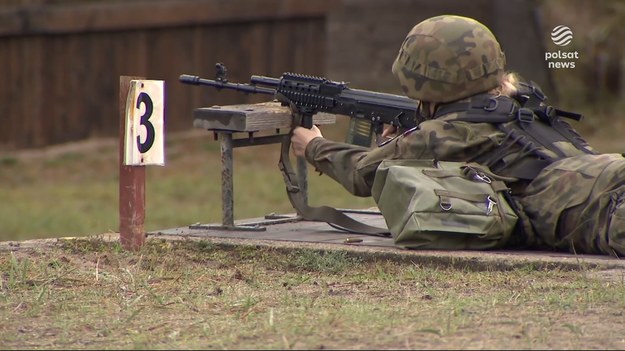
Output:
[124, 80, 165, 166]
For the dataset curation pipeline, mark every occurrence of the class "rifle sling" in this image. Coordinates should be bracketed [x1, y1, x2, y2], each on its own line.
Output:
[278, 132, 390, 237]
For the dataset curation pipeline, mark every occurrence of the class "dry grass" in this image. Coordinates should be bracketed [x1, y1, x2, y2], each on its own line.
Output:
[1, 235, 625, 350]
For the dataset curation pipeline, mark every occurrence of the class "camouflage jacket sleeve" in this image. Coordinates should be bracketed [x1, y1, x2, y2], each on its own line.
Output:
[305, 119, 503, 197]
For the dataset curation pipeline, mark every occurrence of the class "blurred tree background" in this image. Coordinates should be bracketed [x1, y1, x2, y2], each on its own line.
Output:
[540, 0, 625, 145]
[2, 0, 625, 240]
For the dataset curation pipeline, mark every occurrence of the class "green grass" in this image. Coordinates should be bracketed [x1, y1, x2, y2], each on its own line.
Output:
[0, 125, 375, 241]
[1, 236, 624, 349]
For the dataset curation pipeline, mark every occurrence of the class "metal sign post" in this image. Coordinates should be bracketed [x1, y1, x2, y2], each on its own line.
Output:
[118, 76, 165, 250]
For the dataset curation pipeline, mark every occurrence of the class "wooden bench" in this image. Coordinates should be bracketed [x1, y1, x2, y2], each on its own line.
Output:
[192, 101, 336, 231]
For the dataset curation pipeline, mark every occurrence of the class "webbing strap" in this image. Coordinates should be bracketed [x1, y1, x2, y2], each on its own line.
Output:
[421, 169, 458, 178]
[436, 93, 596, 179]
[434, 189, 489, 203]
[278, 114, 390, 237]
[434, 94, 517, 122]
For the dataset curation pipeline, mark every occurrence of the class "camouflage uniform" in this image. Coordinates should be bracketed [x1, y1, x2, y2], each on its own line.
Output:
[521, 154, 625, 256]
[302, 15, 625, 257]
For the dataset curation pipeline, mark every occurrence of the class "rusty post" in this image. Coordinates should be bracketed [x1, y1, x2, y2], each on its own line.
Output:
[220, 132, 235, 227]
[119, 76, 146, 250]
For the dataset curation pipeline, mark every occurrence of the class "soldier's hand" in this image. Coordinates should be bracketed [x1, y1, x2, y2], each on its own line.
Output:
[291, 125, 323, 157]
[382, 125, 397, 138]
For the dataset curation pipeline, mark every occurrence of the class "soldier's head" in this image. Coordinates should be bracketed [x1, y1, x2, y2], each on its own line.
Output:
[392, 15, 506, 104]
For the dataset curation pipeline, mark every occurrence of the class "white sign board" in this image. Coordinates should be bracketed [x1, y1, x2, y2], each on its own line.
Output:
[124, 80, 165, 166]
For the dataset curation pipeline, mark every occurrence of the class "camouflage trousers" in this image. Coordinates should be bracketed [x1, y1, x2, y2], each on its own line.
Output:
[519, 153, 625, 257]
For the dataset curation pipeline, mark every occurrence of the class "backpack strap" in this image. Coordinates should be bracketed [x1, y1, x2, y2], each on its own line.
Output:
[433, 89, 595, 180]
[509, 81, 592, 155]
[434, 94, 517, 123]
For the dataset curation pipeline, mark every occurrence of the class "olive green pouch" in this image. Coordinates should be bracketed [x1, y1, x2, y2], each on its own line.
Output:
[371, 159, 518, 250]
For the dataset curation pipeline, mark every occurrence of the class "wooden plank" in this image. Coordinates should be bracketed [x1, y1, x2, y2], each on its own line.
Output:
[0, 0, 333, 36]
[144, 27, 190, 132]
[86, 31, 116, 138]
[0, 37, 15, 149]
[295, 19, 327, 74]
[268, 20, 296, 74]
[193, 102, 337, 132]
[0, 7, 330, 149]
[22, 36, 44, 148]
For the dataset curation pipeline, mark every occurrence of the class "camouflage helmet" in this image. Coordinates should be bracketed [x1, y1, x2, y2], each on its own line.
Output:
[392, 15, 506, 103]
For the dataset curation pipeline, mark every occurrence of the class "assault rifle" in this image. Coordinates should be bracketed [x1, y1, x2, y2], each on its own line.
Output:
[179, 63, 420, 146]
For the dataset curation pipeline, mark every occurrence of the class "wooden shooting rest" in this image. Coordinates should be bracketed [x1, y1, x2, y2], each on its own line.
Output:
[191, 101, 336, 231]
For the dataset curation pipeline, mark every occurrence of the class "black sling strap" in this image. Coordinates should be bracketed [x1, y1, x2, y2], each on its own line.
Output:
[278, 111, 390, 237]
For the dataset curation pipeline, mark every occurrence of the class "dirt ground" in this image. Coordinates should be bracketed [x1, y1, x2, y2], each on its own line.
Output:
[2, 232, 625, 349]
[3, 230, 625, 282]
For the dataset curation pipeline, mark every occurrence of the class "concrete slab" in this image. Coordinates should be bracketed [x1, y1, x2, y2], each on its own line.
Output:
[151, 211, 392, 247]
[147, 211, 625, 272]
[3, 212, 623, 275]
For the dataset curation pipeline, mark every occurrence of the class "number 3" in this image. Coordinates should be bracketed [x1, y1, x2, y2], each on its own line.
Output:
[136, 92, 155, 153]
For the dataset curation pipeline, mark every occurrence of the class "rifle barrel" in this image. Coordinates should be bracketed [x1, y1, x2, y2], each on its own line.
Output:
[178, 74, 275, 95]
[250, 75, 281, 87]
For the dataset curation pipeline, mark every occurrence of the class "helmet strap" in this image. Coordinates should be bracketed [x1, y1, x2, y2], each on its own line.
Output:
[418, 101, 437, 120]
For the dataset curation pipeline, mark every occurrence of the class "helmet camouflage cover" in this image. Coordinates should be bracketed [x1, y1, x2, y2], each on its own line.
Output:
[392, 15, 506, 103]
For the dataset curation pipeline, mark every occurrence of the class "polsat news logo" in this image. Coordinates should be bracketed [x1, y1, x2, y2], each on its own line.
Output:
[545, 25, 578, 68]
